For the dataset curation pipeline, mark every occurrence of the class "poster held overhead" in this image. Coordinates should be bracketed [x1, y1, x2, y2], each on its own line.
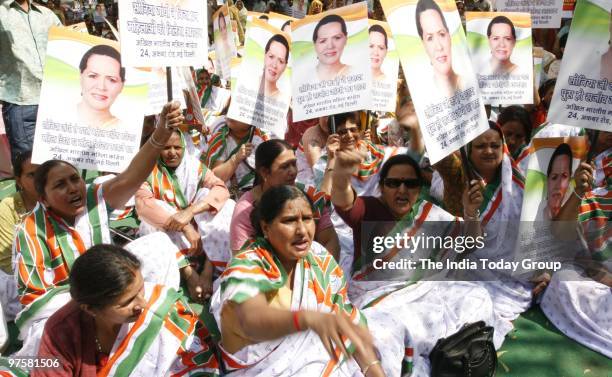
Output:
[32, 27, 149, 173]
[548, 0, 612, 132]
[494, 0, 564, 28]
[380, 0, 489, 163]
[213, 5, 239, 80]
[368, 19, 400, 112]
[118, 0, 208, 67]
[466, 12, 533, 105]
[291, 2, 373, 122]
[227, 18, 292, 138]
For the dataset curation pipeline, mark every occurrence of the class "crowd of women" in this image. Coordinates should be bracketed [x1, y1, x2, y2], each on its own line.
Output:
[0, 1, 609, 377]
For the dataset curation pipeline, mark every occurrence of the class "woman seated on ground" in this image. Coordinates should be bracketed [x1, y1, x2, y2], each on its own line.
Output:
[304, 112, 414, 197]
[432, 122, 532, 340]
[331, 151, 502, 376]
[201, 117, 269, 199]
[229, 139, 339, 259]
[541, 130, 611, 358]
[34, 244, 219, 377]
[211, 186, 384, 376]
[13, 102, 185, 356]
[136, 129, 234, 301]
[0, 151, 38, 320]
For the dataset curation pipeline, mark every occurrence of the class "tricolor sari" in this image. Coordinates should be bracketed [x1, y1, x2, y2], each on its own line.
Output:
[13, 184, 180, 358]
[139, 131, 234, 274]
[210, 239, 367, 376]
[97, 284, 219, 376]
[202, 124, 269, 197]
[541, 147, 612, 357]
[339, 195, 501, 377]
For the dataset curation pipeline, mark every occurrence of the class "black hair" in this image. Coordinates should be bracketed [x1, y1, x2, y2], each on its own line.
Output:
[265, 34, 290, 62]
[13, 150, 33, 178]
[281, 20, 292, 32]
[547, 143, 573, 178]
[487, 15, 516, 40]
[69, 244, 141, 310]
[251, 185, 313, 237]
[368, 24, 388, 49]
[312, 14, 347, 43]
[488, 120, 503, 138]
[415, 0, 448, 40]
[379, 154, 423, 186]
[34, 160, 80, 197]
[498, 105, 532, 141]
[79, 44, 125, 82]
[334, 112, 362, 130]
[538, 78, 556, 101]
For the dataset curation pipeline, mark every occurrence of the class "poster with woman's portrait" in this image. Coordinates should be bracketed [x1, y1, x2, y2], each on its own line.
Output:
[227, 19, 292, 137]
[213, 5, 238, 80]
[517, 136, 588, 260]
[32, 27, 149, 173]
[380, 0, 489, 163]
[291, 2, 372, 121]
[368, 19, 399, 112]
[466, 12, 533, 105]
[548, 0, 612, 132]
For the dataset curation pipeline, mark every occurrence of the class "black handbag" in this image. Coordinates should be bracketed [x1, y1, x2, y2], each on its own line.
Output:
[429, 321, 497, 377]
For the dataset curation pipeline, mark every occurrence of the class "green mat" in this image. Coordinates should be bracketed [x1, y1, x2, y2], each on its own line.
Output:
[497, 307, 611, 377]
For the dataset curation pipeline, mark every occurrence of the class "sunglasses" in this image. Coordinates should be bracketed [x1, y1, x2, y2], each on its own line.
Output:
[383, 178, 421, 189]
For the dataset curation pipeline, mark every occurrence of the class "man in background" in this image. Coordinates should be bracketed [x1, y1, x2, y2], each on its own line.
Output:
[0, 0, 61, 165]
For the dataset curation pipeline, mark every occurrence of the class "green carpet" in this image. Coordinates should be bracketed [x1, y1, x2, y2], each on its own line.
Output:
[497, 307, 611, 377]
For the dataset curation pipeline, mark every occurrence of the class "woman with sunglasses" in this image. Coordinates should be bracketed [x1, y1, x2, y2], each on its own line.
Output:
[230, 139, 339, 259]
[306, 112, 411, 197]
[331, 151, 501, 376]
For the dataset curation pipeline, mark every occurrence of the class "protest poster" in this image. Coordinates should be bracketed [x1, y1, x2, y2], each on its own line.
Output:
[466, 12, 533, 105]
[227, 18, 292, 137]
[368, 19, 399, 112]
[213, 5, 238, 80]
[380, 0, 489, 163]
[548, 0, 612, 131]
[291, 2, 373, 122]
[493, 0, 564, 28]
[118, 0, 207, 67]
[268, 12, 296, 32]
[517, 136, 588, 264]
[32, 27, 149, 173]
[146, 67, 187, 115]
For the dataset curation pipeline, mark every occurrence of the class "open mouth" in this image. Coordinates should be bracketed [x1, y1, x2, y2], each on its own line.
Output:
[292, 238, 310, 252]
[395, 197, 411, 205]
[69, 195, 84, 208]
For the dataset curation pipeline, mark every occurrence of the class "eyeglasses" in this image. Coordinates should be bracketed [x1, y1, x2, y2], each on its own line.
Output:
[383, 178, 421, 189]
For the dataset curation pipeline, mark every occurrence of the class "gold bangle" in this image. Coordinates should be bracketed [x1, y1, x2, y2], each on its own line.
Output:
[149, 134, 165, 149]
[362, 359, 381, 375]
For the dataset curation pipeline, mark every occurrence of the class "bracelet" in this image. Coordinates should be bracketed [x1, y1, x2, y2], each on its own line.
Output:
[149, 133, 165, 149]
[573, 190, 584, 201]
[292, 311, 301, 332]
[362, 359, 381, 375]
